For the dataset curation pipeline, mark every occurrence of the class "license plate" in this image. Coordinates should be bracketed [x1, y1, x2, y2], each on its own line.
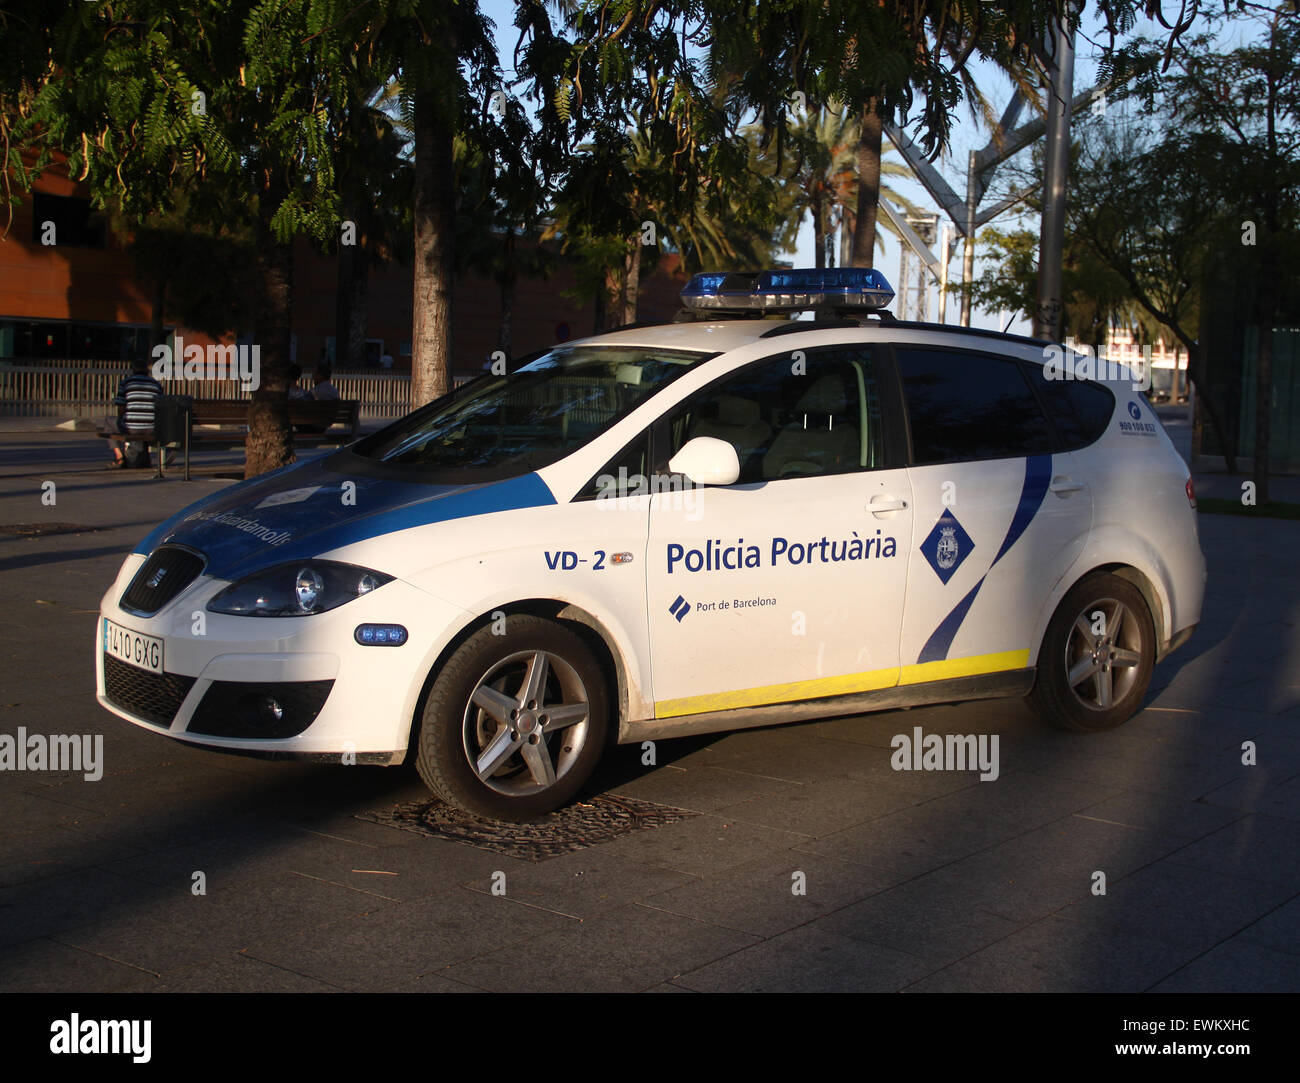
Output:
[103, 618, 164, 675]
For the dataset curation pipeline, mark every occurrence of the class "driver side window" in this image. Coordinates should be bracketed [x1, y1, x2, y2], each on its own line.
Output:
[657, 347, 884, 483]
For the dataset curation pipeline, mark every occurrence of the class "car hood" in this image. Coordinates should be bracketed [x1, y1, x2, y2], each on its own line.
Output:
[132, 456, 556, 580]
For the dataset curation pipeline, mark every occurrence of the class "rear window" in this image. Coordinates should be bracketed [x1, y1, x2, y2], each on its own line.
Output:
[1024, 363, 1115, 450]
[896, 347, 1055, 464]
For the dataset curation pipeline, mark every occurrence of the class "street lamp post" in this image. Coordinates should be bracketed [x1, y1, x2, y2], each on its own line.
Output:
[1033, 10, 1076, 342]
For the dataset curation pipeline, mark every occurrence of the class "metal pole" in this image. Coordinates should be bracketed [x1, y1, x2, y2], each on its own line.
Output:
[1033, 10, 1076, 341]
[899, 244, 910, 321]
[938, 225, 951, 324]
[960, 150, 977, 327]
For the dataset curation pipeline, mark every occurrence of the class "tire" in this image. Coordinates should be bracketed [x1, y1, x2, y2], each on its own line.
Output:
[414, 615, 610, 821]
[1027, 572, 1156, 732]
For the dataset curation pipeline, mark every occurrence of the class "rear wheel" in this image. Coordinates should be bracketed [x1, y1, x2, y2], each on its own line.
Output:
[1028, 572, 1155, 732]
[414, 616, 609, 821]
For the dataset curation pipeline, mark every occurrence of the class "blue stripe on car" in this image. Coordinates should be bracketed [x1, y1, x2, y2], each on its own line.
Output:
[133, 466, 556, 580]
[917, 454, 1052, 664]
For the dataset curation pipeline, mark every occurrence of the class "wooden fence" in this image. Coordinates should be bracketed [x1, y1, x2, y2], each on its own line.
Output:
[0, 361, 465, 421]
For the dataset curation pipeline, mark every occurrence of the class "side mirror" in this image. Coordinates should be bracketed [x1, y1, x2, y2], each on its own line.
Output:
[668, 436, 741, 486]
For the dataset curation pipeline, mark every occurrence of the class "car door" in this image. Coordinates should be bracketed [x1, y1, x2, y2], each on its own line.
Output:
[643, 343, 914, 719]
[894, 345, 1093, 682]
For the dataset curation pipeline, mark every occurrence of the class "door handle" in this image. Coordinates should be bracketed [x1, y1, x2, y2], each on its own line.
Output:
[1049, 476, 1085, 494]
[868, 497, 909, 513]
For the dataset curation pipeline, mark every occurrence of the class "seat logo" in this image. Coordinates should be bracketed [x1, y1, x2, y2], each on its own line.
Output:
[920, 510, 974, 585]
[145, 567, 167, 589]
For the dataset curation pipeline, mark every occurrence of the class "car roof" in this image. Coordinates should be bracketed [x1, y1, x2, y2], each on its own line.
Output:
[568, 315, 1056, 357]
[564, 320, 777, 353]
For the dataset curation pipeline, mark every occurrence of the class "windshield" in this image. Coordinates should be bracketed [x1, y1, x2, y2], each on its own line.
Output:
[353, 345, 711, 474]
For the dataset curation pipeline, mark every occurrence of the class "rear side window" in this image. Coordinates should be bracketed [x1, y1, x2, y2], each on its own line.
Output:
[896, 348, 1055, 464]
[1024, 364, 1115, 450]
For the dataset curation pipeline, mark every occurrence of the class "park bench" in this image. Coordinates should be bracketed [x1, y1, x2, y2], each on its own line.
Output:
[97, 398, 361, 478]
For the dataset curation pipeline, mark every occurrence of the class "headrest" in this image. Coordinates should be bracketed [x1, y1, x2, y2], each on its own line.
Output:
[794, 373, 848, 415]
[717, 395, 762, 427]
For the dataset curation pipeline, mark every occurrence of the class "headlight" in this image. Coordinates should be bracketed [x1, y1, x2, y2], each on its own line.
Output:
[207, 561, 393, 617]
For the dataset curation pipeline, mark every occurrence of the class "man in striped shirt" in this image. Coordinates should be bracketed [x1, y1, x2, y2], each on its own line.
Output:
[108, 358, 163, 467]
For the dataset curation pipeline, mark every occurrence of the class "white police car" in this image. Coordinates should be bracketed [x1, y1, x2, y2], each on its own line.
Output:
[97, 269, 1205, 820]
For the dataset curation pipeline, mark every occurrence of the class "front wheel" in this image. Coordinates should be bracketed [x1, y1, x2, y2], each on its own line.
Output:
[1028, 572, 1156, 732]
[414, 616, 609, 821]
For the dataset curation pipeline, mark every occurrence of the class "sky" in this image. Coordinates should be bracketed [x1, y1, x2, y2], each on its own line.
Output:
[473, 2, 1242, 335]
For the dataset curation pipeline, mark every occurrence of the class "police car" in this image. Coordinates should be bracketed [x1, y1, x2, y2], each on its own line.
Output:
[97, 268, 1205, 820]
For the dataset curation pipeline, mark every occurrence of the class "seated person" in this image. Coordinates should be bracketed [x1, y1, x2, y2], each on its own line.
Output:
[298, 363, 339, 434]
[310, 364, 340, 400]
[107, 358, 163, 468]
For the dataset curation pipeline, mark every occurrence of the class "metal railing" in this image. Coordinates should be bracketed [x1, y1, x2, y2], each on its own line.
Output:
[0, 361, 469, 421]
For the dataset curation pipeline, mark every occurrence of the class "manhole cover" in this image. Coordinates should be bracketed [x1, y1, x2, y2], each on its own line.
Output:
[358, 794, 696, 861]
[0, 522, 100, 536]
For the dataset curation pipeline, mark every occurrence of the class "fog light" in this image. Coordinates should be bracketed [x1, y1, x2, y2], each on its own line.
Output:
[355, 623, 408, 646]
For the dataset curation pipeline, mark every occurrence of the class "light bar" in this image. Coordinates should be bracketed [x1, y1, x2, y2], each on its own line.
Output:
[681, 267, 895, 313]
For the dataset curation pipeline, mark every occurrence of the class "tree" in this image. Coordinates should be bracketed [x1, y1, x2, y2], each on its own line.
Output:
[121, 209, 258, 350]
[967, 224, 1149, 353]
[556, 1, 1225, 291]
[1111, 12, 1300, 498]
[27, 0, 389, 476]
[1068, 123, 1239, 466]
[545, 122, 789, 330]
[0, 0, 66, 236]
[331, 78, 413, 371]
[368, 1, 522, 404]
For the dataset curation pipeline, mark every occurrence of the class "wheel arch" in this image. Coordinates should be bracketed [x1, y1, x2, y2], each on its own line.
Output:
[403, 598, 631, 761]
[1029, 560, 1169, 669]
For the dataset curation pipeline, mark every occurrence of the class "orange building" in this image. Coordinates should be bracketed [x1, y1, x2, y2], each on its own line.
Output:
[1, 155, 690, 373]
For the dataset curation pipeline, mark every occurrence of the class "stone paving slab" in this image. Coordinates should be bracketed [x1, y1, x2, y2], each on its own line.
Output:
[0, 435, 1297, 992]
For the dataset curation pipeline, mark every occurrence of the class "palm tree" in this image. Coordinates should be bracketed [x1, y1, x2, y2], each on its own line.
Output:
[755, 104, 920, 268]
[545, 124, 791, 328]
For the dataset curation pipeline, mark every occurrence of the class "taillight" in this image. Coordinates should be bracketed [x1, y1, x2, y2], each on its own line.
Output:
[1186, 477, 1197, 509]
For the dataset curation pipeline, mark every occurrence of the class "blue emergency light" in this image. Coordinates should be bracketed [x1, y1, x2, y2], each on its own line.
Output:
[681, 267, 895, 314]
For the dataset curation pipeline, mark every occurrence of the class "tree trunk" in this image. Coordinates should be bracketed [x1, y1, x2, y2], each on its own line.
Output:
[811, 191, 825, 269]
[150, 277, 166, 350]
[851, 100, 883, 268]
[1254, 284, 1274, 504]
[497, 231, 516, 358]
[622, 234, 640, 325]
[244, 231, 294, 478]
[600, 265, 622, 331]
[498, 275, 514, 359]
[334, 235, 354, 367]
[411, 89, 455, 406]
[1181, 339, 1237, 475]
[347, 247, 369, 369]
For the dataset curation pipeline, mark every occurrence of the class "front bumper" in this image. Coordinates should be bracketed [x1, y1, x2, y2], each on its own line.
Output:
[96, 553, 468, 760]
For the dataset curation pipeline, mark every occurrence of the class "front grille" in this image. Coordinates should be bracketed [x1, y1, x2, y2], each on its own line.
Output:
[103, 654, 196, 727]
[121, 546, 204, 615]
